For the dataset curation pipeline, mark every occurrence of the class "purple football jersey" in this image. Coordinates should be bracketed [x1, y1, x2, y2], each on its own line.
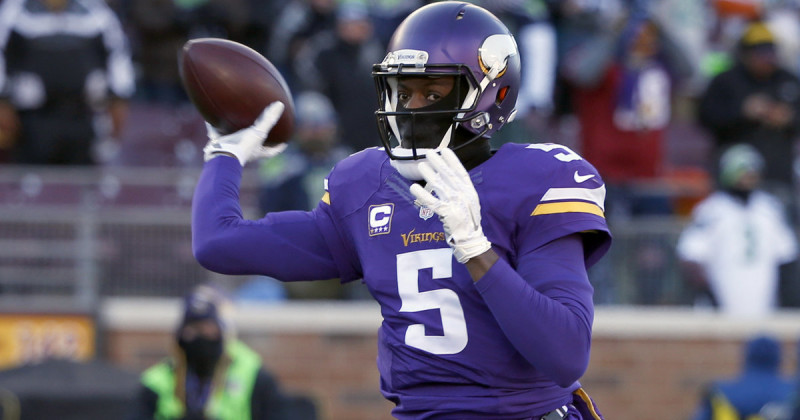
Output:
[192, 142, 611, 419]
[315, 143, 610, 418]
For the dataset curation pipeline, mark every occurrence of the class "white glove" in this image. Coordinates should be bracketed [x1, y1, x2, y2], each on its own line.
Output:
[203, 102, 287, 166]
[409, 148, 492, 263]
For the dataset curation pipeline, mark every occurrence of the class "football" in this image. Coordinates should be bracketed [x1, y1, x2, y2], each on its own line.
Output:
[179, 38, 294, 145]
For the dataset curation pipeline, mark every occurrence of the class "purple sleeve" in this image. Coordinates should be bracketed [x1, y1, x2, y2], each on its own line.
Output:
[475, 233, 594, 387]
[192, 156, 341, 281]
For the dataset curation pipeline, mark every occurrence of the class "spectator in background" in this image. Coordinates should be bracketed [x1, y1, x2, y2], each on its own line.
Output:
[479, 0, 557, 147]
[692, 335, 794, 420]
[698, 20, 800, 309]
[558, 5, 692, 305]
[128, 283, 291, 420]
[548, 0, 626, 128]
[267, 0, 338, 90]
[0, 0, 135, 165]
[249, 91, 355, 301]
[238, 0, 289, 59]
[560, 9, 692, 219]
[698, 20, 800, 211]
[762, 2, 800, 78]
[366, 0, 422, 47]
[676, 144, 797, 317]
[650, 0, 715, 96]
[127, 0, 249, 105]
[258, 91, 351, 215]
[293, 1, 385, 152]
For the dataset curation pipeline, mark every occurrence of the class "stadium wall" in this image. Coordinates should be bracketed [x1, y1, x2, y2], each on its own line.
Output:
[101, 300, 800, 420]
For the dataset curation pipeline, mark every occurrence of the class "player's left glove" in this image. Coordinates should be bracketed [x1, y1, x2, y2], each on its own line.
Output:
[203, 102, 287, 166]
[409, 148, 492, 264]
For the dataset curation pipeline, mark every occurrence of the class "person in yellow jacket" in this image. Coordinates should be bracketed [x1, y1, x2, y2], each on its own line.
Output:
[127, 284, 288, 420]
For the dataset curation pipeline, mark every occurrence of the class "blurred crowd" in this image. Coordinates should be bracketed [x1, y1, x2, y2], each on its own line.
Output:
[6, 0, 800, 310]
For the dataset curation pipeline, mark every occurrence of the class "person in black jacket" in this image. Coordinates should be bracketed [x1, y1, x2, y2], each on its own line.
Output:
[0, 0, 135, 165]
[698, 20, 800, 203]
[292, 2, 385, 152]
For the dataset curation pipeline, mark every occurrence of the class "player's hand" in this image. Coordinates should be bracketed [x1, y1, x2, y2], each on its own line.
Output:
[410, 148, 491, 263]
[742, 94, 770, 120]
[765, 102, 794, 128]
[203, 102, 287, 166]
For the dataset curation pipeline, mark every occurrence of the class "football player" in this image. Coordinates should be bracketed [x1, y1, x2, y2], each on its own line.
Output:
[192, 2, 611, 419]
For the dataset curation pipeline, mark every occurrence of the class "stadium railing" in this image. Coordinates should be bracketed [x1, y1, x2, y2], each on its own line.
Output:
[0, 164, 698, 306]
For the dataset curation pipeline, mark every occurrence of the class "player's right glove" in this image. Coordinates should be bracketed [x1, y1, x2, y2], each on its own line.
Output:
[203, 102, 287, 166]
[410, 148, 492, 263]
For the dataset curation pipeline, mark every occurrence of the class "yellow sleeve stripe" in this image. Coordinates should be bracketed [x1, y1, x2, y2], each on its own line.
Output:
[573, 388, 603, 420]
[531, 201, 605, 218]
[321, 191, 330, 205]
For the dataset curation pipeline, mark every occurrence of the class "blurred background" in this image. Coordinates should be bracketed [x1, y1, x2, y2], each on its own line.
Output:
[1, 0, 800, 419]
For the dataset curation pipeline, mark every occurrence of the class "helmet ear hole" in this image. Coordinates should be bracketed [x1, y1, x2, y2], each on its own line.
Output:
[495, 86, 509, 105]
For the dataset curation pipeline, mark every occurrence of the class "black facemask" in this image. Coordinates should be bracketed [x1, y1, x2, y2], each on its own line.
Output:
[179, 337, 224, 378]
[395, 78, 467, 150]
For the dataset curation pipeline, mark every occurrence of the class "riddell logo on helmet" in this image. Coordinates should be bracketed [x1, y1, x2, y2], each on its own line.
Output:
[383, 49, 429, 66]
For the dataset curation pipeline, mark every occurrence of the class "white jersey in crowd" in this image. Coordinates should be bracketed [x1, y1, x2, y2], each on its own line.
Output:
[677, 190, 798, 317]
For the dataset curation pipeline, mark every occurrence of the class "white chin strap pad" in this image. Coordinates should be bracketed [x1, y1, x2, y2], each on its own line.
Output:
[390, 147, 439, 181]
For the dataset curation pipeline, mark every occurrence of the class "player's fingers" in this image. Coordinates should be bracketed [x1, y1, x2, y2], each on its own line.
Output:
[415, 161, 448, 205]
[204, 122, 220, 140]
[424, 150, 448, 175]
[430, 152, 470, 200]
[419, 161, 455, 201]
[410, 183, 439, 208]
[255, 143, 287, 159]
[254, 102, 285, 131]
[440, 148, 470, 183]
[427, 150, 463, 191]
[417, 161, 441, 186]
[438, 148, 480, 203]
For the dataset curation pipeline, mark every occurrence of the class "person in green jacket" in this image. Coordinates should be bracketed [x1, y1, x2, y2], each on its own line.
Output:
[128, 284, 288, 420]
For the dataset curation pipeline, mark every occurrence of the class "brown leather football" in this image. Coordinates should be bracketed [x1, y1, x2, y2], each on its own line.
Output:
[180, 38, 294, 145]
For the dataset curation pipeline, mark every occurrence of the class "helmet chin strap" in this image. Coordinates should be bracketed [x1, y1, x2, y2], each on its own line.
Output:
[390, 146, 436, 180]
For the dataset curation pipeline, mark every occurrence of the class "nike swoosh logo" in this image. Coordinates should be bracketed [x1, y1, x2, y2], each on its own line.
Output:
[574, 171, 595, 183]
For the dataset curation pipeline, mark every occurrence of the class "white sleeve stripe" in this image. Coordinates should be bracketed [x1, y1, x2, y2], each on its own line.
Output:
[540, 185, 606, 211]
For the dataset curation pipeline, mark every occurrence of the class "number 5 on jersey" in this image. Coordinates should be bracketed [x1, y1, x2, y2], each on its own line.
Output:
[397, 249, 468, 355]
